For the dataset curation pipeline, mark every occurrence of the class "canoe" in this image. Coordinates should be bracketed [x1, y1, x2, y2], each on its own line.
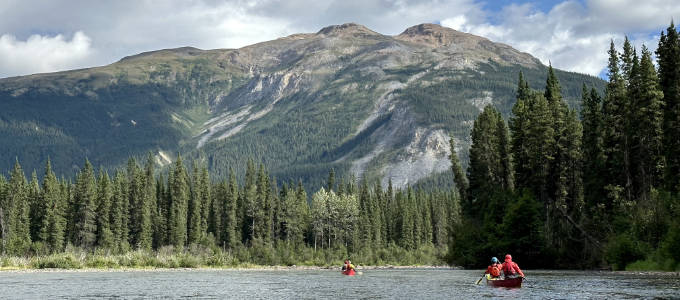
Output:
[485, 274, 523, 288]
[342, 269, 356, 276]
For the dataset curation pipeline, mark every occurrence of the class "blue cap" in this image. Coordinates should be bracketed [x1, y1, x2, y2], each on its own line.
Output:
[491, 257, 499, 263]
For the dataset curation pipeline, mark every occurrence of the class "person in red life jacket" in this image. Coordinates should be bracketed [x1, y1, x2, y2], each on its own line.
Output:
[485, 257, 503, 278]
[501, 254, 525, 278]
[342, 259, 355, 272]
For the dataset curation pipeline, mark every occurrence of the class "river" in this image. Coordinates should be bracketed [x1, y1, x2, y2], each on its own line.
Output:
[0, 269, 678, 299]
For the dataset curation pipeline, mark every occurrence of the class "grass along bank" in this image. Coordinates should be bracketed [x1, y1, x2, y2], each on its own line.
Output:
[0, 244, 447, 270]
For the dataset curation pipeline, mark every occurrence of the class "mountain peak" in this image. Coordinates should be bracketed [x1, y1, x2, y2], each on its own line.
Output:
[317, 23, 379, 36]
[395, 23, 479, 48]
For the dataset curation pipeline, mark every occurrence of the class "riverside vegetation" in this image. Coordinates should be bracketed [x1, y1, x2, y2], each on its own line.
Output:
[1, 23, 680, 272]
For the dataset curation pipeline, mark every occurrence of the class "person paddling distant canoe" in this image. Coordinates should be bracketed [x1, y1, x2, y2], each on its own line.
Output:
[342, 260, 356, 271]
[501, 254, 525, 278]
[342, 259, 356, 276]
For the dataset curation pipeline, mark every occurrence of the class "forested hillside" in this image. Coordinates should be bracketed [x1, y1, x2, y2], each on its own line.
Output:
[0, 23, 604, 192]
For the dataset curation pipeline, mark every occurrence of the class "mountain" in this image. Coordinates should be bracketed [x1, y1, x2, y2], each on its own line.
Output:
[0, 23, 604, 189]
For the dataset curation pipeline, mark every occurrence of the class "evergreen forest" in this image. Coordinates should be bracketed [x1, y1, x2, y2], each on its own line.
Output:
[447, 23, 680, 271]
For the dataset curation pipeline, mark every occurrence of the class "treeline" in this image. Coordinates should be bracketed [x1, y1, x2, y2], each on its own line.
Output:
[448, 22, 680, 271]
[0, 155, 459, 265]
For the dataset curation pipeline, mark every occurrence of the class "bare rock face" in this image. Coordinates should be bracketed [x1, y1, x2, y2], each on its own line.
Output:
[396, 23, 541, 68]
[396, 23, 480, 48]
[317, 23, 381, 37]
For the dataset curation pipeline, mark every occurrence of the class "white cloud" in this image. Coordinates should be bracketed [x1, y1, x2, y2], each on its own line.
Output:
[442, 15, 468, 31]
[443, 0, 679, 76]
[0, 31, 95, 78]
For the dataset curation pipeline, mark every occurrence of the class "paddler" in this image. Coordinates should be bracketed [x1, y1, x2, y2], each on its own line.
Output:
[501, 254, 525, 278]
[343, 259, 356, 272]
[485, 257, 503, 278]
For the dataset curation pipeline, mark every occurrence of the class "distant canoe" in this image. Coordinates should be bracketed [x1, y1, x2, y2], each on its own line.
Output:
[486, 274, 523, 288]
[342, 269, 356, 276]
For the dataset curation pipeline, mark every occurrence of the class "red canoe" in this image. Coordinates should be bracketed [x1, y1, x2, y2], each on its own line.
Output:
[342, 269, 356, 276]
[486, 275, 523, 288]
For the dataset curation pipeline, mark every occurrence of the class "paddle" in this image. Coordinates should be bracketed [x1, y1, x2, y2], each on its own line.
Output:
[475, 274, 485, 285]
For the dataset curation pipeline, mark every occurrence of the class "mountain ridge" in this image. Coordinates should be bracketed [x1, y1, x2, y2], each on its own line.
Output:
[0, 23, 605, 190]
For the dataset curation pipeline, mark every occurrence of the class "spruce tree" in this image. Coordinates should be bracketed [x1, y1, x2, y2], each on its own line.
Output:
[95, 170, 114, 249]
[111, 170, 130, 252]
[372, 181, 385, 247]
[187, 161, 203, 245]
[657, 22, 680, 192]
[28, 171, 41, 243]
[6, 161, 31, 255]
[449, 137, 468, 204]
[169, 155, 189, 248]
[223, 169, 239, 248]
[0, 174, 6, 253]
[74, 159, 97, 249]
[620, 37, 636, 83]
[358, 181, 372, 245]
[40, 159, 66, 252]
[154, 174, 167, 248]
[581, 86, 607, 210]
[295, 180, 308, 247]
[243, 159, 257, 244]
[553, 93, 584, 228]
[467, 105, 510, 216]
[510, 73, 533, 190]
[254, 165, 272, 243]
[602, 40, 632, 207]
[525, 93, 555, 203]
[496, 117, 514, 191]
[127, 159, 146, 248]
[199, 166, 211, 242]
[138, 153, 155, 250]
[630, 46, 664, 200]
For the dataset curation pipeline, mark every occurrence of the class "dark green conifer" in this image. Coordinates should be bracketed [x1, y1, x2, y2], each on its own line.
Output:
[657, 22, 680, 192]
[449, 137, 468, 204]
[28, 171, 41, 242]
[188, 161, 203, 245]
[40, 159, 66, 252]
[111, 170, 130, 252]
[581, 86, 607, 210]
[630, 46, 664, 200]
[169, 155, 189, 247]
[74, 159, 97, 249]
[96, 170, 114, 249]
[6, 161, 31, 255]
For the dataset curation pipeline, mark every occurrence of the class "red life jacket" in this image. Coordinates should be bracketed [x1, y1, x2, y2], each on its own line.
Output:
[503, 262, 517, 275]
[490, 265, 501, 277]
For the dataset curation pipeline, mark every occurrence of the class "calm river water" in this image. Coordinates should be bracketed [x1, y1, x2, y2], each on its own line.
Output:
[0, 269, 678, 299]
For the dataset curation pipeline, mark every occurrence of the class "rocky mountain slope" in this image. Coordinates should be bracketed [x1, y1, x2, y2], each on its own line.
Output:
[0, 23, 604, 189]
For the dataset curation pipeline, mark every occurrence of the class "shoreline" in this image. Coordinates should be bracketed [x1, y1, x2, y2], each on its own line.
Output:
[1, 266, 678, 275]
[0, 265, 454, 273]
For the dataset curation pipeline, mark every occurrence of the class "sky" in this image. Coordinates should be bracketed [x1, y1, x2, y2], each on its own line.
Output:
[0, 0, 678, 79]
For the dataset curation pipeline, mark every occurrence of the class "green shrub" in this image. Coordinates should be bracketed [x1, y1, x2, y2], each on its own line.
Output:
[85, 255, 118, 268]
[605, 234, 645, 270]
[31, 254, 81, 269]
